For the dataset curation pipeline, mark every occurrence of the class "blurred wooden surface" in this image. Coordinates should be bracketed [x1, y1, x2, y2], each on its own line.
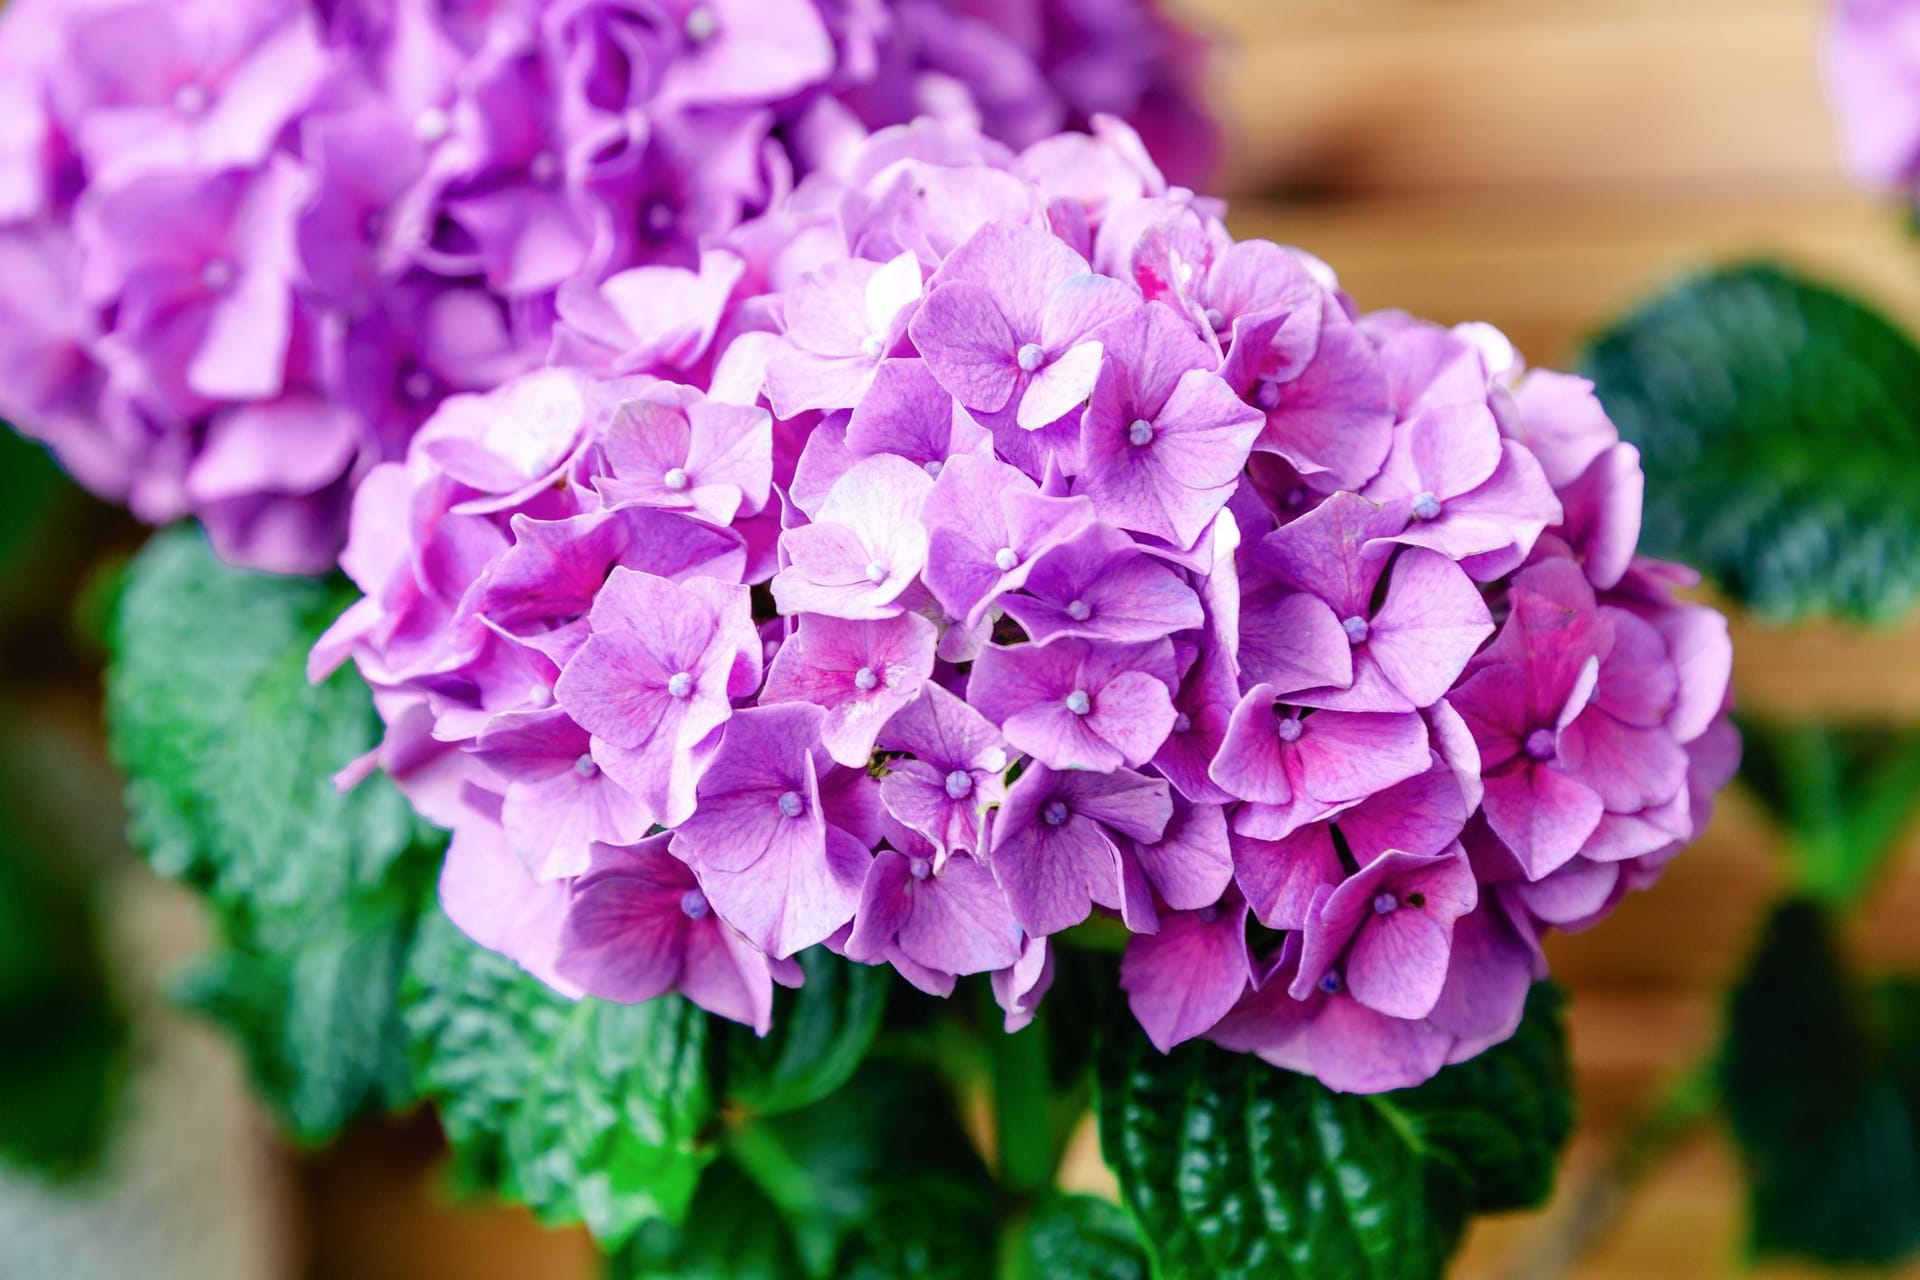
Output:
[292, 2, 1920, 1277]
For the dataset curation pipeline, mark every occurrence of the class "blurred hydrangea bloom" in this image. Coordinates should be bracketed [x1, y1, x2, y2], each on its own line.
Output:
[314, 117, 1736, 1092]
[0, 0, 1217, 572]
[1826, 0, 1920, 188]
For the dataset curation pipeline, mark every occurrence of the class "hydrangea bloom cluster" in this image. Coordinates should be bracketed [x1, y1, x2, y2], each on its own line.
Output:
[315, 118, 1737, 1093]
[1825, 0, 1920, 188]
[0, 0, 1214, 573]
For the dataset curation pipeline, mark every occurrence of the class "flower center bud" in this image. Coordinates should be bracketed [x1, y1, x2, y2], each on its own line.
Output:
[1171, 712, 1192, 733]
[944, 770, 973, 799]
[1525, 728, 1557, 762]
[1317, 969, 1344, 994]
[1127, 419, 1155, 447]
[777, 790, 804, 818]
[1252, 379, 1283, 411]
[199, 257, 235, 293]
[666, 671, 693, 699]
[854, 666, 879, 691]
[865, 560, 889, 584]
[528, 150, 559, 184]
[860, 334, 885, 359]
[414, 106, 451, 144]
[1412, 491, 1443, 521]
[909, 856, 932, 881]
[1042, 799, 1071, 827]
[1371, 892, 1400, 916]
[1204, 307, 1226, 332]
[1066, 599, 1091, 622]
[642, 197, 677, 238]
[171, 81, 208, 116]
[1342, 615, 1370, 645]
[993, 546, 1018, 572]
[923, 459, 943, 478]
[1276, 715, 1304, 744]
[684, 5, 718, 42]
[402, 369, 436, 404]
[1064, 689, 1091, 716]
[1015, 342, 1045, 373]
[680, 888, 710, 921]
[1196, 904, 1220, 924]
[574, 753, 598, 778]
[528, 683, 553, 707]
[663, 467, 690, 491]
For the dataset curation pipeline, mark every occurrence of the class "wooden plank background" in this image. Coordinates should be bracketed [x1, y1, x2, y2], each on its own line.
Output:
[179, 1, 1920, 1276]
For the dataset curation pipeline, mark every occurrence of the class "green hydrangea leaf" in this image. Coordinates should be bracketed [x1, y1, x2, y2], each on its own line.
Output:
[1018, 1195, 1150, 1280]
[721, 948, 889, 1117]
[1582, 263, 1920, 622]
[1381, 983, 1573, 1213]
[1720, 899, 1920, 1265]
[1094, 984, 1572, 1279]
[610, 1163, 808, 1280]
[724, 1061, 994, 1277]
[403, 906, 718, 1245]
[105, 526, 439, 1141]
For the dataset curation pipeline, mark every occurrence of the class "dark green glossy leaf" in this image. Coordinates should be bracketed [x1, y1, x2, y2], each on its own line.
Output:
[611, 1162, 807, 1280]
[1096, 1023, 1464, 1278]
[1094, 985, 1573, 1279]
[1720, 899, 1920, 1264]
[722, 948, 888, 1117]
[403, 907, 718, 1245]
[105, 526, 438, 1140]
[1382, 984, 1574, 1213]
[1582, 263, 1920, 621]
[1018, 1195, 1149, 1280]
[724, 1061, 993, 1277]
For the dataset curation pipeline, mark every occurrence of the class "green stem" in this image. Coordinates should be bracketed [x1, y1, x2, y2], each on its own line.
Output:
[991, 1003, 1056, 1194]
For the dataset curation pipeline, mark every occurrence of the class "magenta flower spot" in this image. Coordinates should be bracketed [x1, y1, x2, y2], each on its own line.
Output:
[312, 113, 1732, 1091]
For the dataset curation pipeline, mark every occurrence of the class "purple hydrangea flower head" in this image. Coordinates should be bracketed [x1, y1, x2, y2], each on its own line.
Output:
[0, 0, 1219, 570]
[315, 116, 1735, 1089]
[1826, 0, 1920, 187]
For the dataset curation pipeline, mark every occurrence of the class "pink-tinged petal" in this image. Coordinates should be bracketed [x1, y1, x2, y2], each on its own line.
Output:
[1257, 491, 1401, 617]
[1130, 798, 1233, 911]
[933, 220, 1085, 334]
[1209, 684, 1296, 804]
[1556, 711, 1690, 814]
[1293, 710, 1430, 805]
[911, 281, 1019, 413]
[1121, 894, 1253, 1051]
[1337, 753, 1472, 862]
[896, 853, 1024, 976]
[1514, 856, 1620, 927]
[1253, 318, 1394, 492]
[657, 0, 834, 105]
[188, 265, 292, 401]
[846, 849, 915, 963]
[1237, 588, 1354, 696]
[1358, 550, 1495, 708]
[554, 837, 690, 1004]
[1428, 902, 1537, 1064]
[680, 919, 781, 1035]
[1083, 670, 1180, 767]
[696, 823, 870, 960]
[438, 818, 579, 998]
[1481, 761, 1605, 880]
[1557, 443, 1643, 591]
[1040, 271, 1138, 350]
[762, 612, 938, 767]
[1231, 824, 1343, 931]
[1017, 338, 1104, 430]
[1593, 608, 1679, 728]
[1656, 605, 1733, 744]
[1406, 403, 1504, 501]
[1513, 369, 1617, 489]
[992, 937, 1054, 1033]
